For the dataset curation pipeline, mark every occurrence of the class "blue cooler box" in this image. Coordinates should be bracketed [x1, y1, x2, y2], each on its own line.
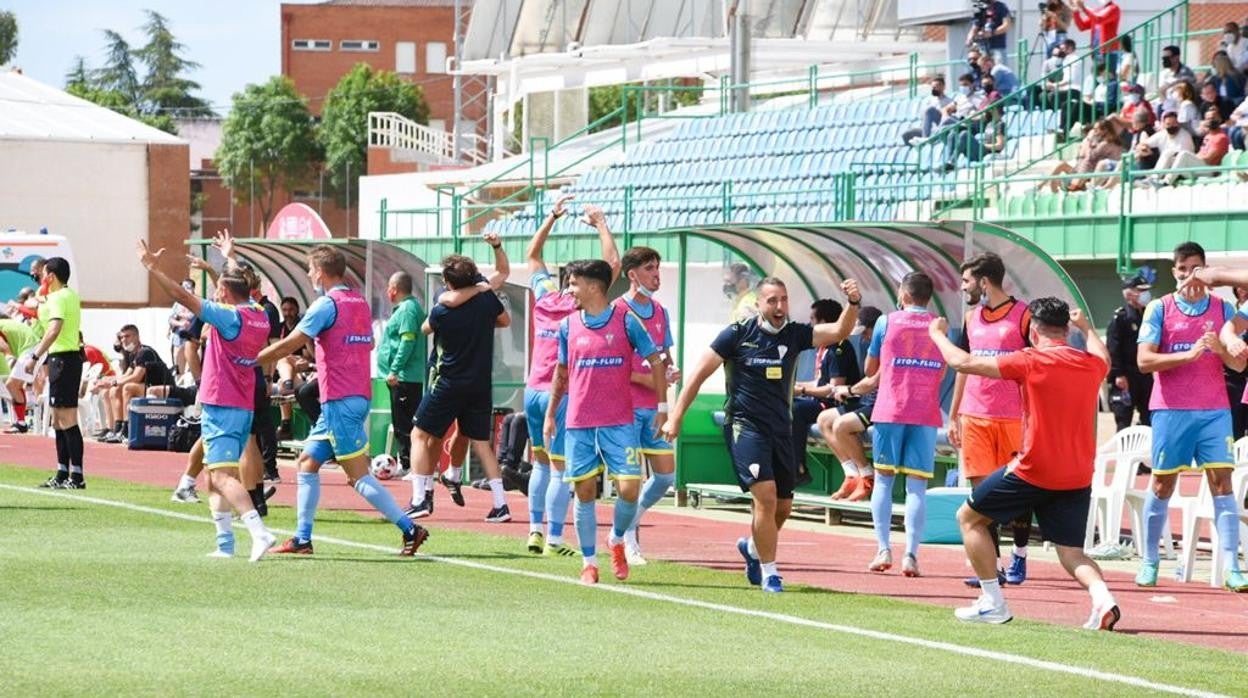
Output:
[922, 486, 973, 544]
[127, 398, 184, 450]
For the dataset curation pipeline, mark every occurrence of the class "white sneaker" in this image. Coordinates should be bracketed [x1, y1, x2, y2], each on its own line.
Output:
[868, 549, 892, 572]
[1083, 599, 1121, 631]
[171, 486, 199, 503]
[954, 595, 1013, 624]
[249, 530, 277, 562]
[625, 541, 648, 566]
[206, 549, 233, 559]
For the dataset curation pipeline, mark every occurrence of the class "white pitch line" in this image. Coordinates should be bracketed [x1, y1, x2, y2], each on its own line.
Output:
[0, 483, 1229, 698]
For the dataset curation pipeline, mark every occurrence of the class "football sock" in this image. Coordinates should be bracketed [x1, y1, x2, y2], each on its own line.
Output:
[858, 462, 874, 478]
[178, 474, 196, 490]
[981, 577, 1005, 606]
[904, 477, 926, 559]
[295, 471, 320, 543]
[575, 499, 597, 560]
[240, 509, 268, 538]
[354, 474, 415, 534]
[13, 402, 25, 422]
[212, 510, 234, 554]
[747, 536, 759, 559]
[546, 474, 571, 541]
[528, 462, 550, 525]
[1013, 544, 1028, 559]
[1012, 519, 1032, 550]
[1213, 494, 1243, 573]
[1088, 579, 1114, 607]
[631, 471, 674, 530]
[1142, 490, 1170, 564]
[411, 475, 431, 505]
[871, 471, 895, 551]
[54, 428, 68, 479]
[761, 561, 779, 578]
[446, 465, 462, 483]
[488, 478, 506, 508]
[611, 498, 638, 542]
[840, 459, 860, 477]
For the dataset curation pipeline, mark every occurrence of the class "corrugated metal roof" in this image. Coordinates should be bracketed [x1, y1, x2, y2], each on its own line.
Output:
[0, 70, 185, 145]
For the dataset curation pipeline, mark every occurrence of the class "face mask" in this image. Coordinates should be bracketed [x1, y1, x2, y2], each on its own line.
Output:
[757, 316, 788, 335]
[1125, 94, 1140, 105]
[313, 284, 325, 296]
[1137, 290, 1152, 305]
[637, 285, 655, 299]
[1169, 90, 1181, 101]
[1225, 33, 1237, 44]
[982, 83, 994, 92]
[1096, 77, 1106, 85]
[722, 283, 737, 298]
[978, 284, 991, 307]
[931, 87, 942, 97]
[113, 343, 123, 353]
[1162, 56, 1175, 69]
[1165, 124, 1180, 135]
[959, 85, 972, 96]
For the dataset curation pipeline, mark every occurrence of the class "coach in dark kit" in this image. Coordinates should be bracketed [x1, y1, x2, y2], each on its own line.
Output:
[1106, 269, 1154, 431]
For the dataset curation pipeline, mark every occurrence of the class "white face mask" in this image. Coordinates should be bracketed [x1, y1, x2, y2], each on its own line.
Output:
[757, 316, 788, 334]
[959, 85, 972, 96]
[1137, 290, 1152, 305]
[637, 285, 655, 299]
[1225, 33, 1237, 45]
[1125, 94, 1141, 105]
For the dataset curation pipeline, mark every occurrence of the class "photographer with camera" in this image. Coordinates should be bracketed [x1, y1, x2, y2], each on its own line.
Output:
[965, 0, 1013, 66]
[1041, 0, 1071, 56]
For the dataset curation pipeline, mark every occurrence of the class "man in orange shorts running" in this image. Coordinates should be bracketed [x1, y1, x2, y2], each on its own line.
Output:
[948, 253, 1033, 587]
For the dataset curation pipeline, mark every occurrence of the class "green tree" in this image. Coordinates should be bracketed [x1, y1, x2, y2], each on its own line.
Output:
[319, 63, 428, 203]
[65, 56, 91, 92]
[215, 76, 319, 233]
[134, 10, 212, 118]
[93, 30, 141, 106]
[0, 11, 17, 66]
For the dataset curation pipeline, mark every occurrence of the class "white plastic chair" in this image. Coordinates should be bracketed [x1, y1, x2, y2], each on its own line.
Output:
[76, 363, 104, 436]
[1085, 426, 1152, 552]
[1176, 463, 1248, 587]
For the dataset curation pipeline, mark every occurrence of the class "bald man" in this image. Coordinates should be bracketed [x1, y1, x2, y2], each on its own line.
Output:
[378, 271, 427, 475]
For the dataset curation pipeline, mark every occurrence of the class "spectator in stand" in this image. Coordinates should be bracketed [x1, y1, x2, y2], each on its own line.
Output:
[1157, 45, 1197, 111]
[904, 76, 953, 143]
[1046, 119, 1122, 192]
[1152, 114, 1226, 186]
[1086, 63, 1112, 120]
[1199, 80, 1234, 122]
[1095, 110, 1155, 188]
[966, 47, 984, 84]
[1167, 81, 1201, 137]
[1209, 53, 1245, 105]
[966, 0, 1013, 66]
[977, 75, 1002, 110]
[1227, 96, 1248, 150]
[1136, 110, 1193, 184]
[1069, 0, 1121, 108]
[1117, 35, 1138, 86]
[1037, 39, 1084, 115]
[1109, 82, 1154, 132]
[1220, 22, 1248, 70]
[946, 108, 1006, 170]
[1041, 0, 1072, 56]
[979, 55, 1018, 97]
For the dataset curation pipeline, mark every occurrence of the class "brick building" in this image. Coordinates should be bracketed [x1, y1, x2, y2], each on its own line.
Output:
[281, 0, 458, 129]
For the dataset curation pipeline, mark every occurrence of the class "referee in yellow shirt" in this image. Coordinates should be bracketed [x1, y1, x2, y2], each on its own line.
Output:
[29, 258, 85, 489]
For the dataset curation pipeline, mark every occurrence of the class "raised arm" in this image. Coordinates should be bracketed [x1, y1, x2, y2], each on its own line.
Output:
[258, 329, 309, 366]
[1071, 309, 1111, 368]
[483, 231, 510, 290]
[660, 348, 725, 442]
[137, 241, 203, 317]
[1189, 265, 1248, 289]
[527, 194, 572, 275]
[812, 279, 862, 346]
[582, 204, 621, 285]
[929, 316, 1002, 378]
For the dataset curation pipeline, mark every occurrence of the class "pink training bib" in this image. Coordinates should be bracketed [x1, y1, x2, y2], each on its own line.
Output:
[1149, 293, 1229, 411]
[314, 287, 373, 402]
[960, 300, 1027, 419]
[528, 291, 578, 392]
[615, 296, 668, 410]
[201, 303, 270, 410]
[873, 309, 945, 427]
[564, 307, 635, 429]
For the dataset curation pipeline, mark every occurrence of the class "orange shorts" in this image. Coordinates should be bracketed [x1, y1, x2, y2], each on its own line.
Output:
[960, 415, 1023, 480]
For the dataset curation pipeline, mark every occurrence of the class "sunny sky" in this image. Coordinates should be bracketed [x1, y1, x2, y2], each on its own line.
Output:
[6, 0, 319, 112]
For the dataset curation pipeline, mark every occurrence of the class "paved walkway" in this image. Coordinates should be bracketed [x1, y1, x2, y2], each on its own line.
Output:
[2, 433, 1245, 653]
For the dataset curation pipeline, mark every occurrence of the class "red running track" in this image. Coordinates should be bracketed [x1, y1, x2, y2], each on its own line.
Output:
[2, 434, 1245, 653]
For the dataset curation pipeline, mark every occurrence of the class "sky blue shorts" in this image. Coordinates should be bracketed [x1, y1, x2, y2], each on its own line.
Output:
[633, 407, 673, 455]
[302, 396, 370, 464]
[524, 387, 566, 461]
[565, 424, 639, 482]
[1150, 409, 1235, 475]
[872, 422, 937, 479]
[201, 404, 253, 470]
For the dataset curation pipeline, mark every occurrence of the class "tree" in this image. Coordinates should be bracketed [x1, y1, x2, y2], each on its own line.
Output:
[319, 63, 429, 204]
[93, 30, 141, 106]
[215, 76, 319, 233]
[0, 11, 16, 66]
[65, 56, 91, 92]
[134, 10, 212, 118]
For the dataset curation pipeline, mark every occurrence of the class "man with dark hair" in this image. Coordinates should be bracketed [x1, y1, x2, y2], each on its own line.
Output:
[520, 197, 619, 555]
[29, 257, 85, 489]
[408, 233, 512, 522]
[949, 252, 1034, 587]
[97, 324, 170, 443]
[260, 244, 428, 557]
[663, 276, 861, 592]
[615, 243, 679, 565]
[1133, 242, 1248, 592]
[792, 298, 860, 494]
[842, 271, 943, 578]
[930, 297, 1121, 628]
[137, 239, 277, 560]
[546, 257, 665, 585]
[378, 270, 426, 477]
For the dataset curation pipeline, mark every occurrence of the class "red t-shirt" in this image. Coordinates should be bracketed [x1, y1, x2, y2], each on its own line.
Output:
[82, 344, 114, 377]
[997, 345, 1108, 490]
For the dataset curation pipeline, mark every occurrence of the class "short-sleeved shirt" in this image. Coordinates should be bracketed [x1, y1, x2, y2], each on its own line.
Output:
[38, 286, 81, 354]
[711, 319, 815, 436]
[427, 290, 505, 389]
[295, 291, 340, 339]
[199, 300, 244, 339]
[1138, 294, 1236, 347]
[377, 295, 426, 383]
[0, 318, 39, 358]
[82, 344, 114, 377]
[132, 344, 171, 387]
[531, 270, 559, 301]
[997, 345, 1108, 490]
[556, 305, 657, 367]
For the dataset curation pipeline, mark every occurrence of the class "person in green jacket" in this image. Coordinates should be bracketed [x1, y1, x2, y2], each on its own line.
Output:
[0, 316, 40, 432]
[378, 271, 426, 475]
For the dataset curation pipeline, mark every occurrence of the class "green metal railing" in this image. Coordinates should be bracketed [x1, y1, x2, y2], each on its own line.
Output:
[913, 0, 1190, 183]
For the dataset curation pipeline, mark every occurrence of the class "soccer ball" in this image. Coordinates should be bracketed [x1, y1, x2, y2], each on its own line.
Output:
[370, 454, 399, 480]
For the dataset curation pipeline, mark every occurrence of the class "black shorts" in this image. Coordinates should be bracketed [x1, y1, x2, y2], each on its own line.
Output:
[251, 367, 274, 435]
[841, 391, 876, 428]
[723, 421, 796, 499]
[167, 384, 198, 405]
[47, 351, 84, 408]
[413, 383, 492, 441]
[967, 467, 1091, 548]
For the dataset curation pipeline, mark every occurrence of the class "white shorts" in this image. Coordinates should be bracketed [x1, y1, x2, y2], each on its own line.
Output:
[9, 349, 45, 384]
